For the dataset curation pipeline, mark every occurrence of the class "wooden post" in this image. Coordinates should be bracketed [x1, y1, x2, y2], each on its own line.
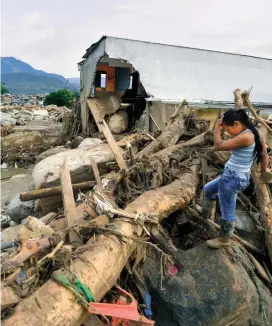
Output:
[87, 99, 127, 170]
[60, 159, 81, 244]
[90, 159, 103, 188]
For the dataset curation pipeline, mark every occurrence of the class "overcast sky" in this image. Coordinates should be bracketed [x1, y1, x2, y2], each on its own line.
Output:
[1, 0, 272, 77]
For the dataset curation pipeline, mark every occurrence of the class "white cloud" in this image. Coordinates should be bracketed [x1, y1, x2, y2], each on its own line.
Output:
[1, 0, 272, 77]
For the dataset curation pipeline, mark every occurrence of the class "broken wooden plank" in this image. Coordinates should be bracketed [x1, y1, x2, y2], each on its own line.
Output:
[20, 181, 95, 202]
[60, 159, 81, 244]
[90, 159, 103, 188]
[87, 99, 127, 170]
[49, 202, 97, 232]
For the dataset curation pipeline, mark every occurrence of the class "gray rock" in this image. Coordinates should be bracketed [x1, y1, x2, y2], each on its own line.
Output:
[71, 136, 84, 149]
[21, 110, 33, 116]
[235, 209, 262, 248]
[1, 131, 44, 150]
[9, 221, 18, 227]
[34, 115, 44, 121]
[33, 109, 48, 117]
[0, 112, 17, 126]
[78, 138, 103, 148]
[36, 147, 68, 163]
[7, 194, 35, 224]
[143, 244, 272, 326]
[1, 215, 11, 228]
[109, 110, 128, 134]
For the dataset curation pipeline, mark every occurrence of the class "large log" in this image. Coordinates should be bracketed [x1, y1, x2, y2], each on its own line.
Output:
[3, 161, 200, 326]
[251, 167, 272, 262]
[136, 103, 188, 159]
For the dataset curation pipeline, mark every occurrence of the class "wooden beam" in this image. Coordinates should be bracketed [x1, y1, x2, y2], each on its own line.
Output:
[60, 159, 81, 244]
[90, 158, 103, 188]
[87, 99, 127, 170]
[20, 181, 95, 202]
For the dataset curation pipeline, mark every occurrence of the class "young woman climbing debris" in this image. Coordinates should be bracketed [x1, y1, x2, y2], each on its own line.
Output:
[203, 109, 268, 249]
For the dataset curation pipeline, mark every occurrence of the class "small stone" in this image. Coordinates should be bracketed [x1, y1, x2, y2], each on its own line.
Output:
[78, 138, 103, 148]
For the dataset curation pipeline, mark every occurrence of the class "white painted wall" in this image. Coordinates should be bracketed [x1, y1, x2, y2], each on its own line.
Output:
[105, 37, 272, 103]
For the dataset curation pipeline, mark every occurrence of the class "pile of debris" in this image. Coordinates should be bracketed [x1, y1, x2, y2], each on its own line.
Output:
[0, 105, 70, 167]
[1, 90, 272, 326]
[1, 105, 69, 127]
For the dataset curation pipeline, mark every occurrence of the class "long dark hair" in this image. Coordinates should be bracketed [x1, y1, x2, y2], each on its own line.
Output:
[222, 109, 263, 163]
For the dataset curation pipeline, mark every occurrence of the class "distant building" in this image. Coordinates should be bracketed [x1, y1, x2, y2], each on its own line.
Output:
[1, 95, 12, 105]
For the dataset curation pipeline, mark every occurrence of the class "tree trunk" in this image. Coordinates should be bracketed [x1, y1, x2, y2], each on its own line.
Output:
[136, 108, 188, 159]
[251, 167, 272, 263]
[3, 161, 200, 326]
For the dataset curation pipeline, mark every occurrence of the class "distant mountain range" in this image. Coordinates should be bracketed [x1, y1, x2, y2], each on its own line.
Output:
[1, 57, 80, 94]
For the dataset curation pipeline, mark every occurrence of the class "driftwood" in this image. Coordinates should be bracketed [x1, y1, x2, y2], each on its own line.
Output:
[3, 161, 200, 326]
[20, 181, 95, 202]
[242, 91, 272, 135]
[251, 167, 272, 262]
[136, 101, 188, 159]
[233, 89, 244, 109]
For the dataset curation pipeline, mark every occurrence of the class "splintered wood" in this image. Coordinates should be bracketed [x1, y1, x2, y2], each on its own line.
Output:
[60, 159, 81, 244]
[87, 98, 127, 170]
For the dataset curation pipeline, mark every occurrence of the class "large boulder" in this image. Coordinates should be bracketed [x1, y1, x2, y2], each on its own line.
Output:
[143, 244, 272, 326]
[7, 194, 35, 224]
[36, 147, 68, 163]
[1, 131, 61, 151]
[78, 138, 103, 148]
[109, 110, 128, 134]
[1, 131, 44, 149]
[0, 112, 17, 126]
[32, 143, 119, 212]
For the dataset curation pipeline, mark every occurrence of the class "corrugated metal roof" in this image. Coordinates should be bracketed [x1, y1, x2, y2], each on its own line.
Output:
[82, 35, 272, 61]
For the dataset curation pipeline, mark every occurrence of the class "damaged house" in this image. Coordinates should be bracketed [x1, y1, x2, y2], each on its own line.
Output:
[79, 36, 272, 134]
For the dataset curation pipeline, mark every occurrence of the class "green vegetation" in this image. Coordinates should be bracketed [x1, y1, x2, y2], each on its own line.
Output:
[1, 82, 9, 94]
[44, 89, 76, 108]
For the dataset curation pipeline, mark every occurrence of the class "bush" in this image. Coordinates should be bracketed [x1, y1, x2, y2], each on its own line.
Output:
[44, 89, 75, 107]
[1, 82, 9, 95]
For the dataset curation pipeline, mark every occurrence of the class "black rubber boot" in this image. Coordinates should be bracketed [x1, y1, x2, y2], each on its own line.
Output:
[202, 198, 214, 220]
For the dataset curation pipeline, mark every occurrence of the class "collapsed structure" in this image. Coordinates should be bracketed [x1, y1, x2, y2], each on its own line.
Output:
[1, 37, 272, 326]
[78, 36, 272, 135]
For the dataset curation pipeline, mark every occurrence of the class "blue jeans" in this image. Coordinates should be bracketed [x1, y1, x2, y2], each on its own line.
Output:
[203, 168, 250, 222]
